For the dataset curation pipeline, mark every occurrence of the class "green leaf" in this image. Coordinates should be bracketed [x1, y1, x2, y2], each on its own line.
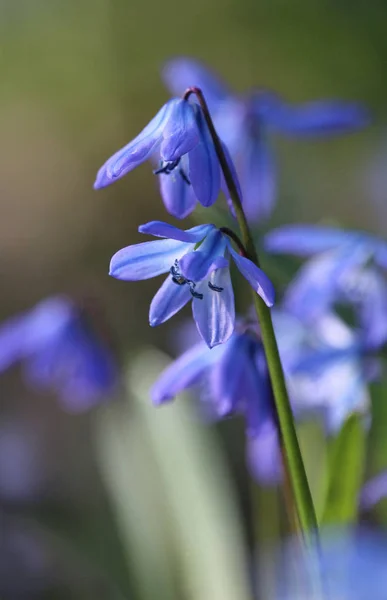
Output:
[321, 414, 366, 525]
[95, 348, 253, 600]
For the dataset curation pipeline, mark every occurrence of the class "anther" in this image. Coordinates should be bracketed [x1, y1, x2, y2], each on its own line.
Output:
[208, 282, 224, 293]
[179, 168, 191, 185]
[153, 159, 181, 176]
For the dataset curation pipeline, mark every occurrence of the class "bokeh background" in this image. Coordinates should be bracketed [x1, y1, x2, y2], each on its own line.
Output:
[2, 1, 387, 598]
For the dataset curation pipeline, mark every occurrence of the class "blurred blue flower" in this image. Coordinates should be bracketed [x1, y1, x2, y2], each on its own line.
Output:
[153, 320, 281, 485]
[265, 225, 387, 349]
[109, 220, 274, 348]
[163, 58, 369, 222]
[275, 311, 372, 433]
[265, 224, 387, 265]
[0, 296, 117, 411]
[359, 471, 387, 510]
[277, 527, 387, 600]
[94, 97, 225, 218]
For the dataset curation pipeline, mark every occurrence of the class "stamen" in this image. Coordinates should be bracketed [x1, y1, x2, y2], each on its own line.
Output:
[190, 288, 203, 300]
[170, 259, 186, 285]
[179, 168, 191, 185]
[208, 282, 224, 293]
[169, 259, 203, 299]
[153, 159, 181, 176]
[153, 160, 191, 186]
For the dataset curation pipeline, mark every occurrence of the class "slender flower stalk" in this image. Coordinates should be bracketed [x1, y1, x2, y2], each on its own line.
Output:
[185, 87, 319, 540]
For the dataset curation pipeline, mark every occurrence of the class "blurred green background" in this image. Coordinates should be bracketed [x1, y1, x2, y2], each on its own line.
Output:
[1, 0, 387, 598]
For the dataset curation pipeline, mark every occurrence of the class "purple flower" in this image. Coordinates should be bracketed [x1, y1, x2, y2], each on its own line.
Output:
[278, 527, 387, 600]
[94, 97, 225, 218]
[109, 220, 275, 348]
[264, 224, 387, 266]
[152, 321, 281, 485]
[360, 471, 387, 510]
[163, 58, 369, 222]
[275, 310, 372, 433]
[247, 422, 282, 486]
[0, 296, 117, 411]
[265, 225, 387, 349]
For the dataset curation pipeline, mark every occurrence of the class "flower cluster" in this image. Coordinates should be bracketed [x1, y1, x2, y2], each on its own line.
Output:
[1, 56, 381, 510]
[92, 58, 381, 490]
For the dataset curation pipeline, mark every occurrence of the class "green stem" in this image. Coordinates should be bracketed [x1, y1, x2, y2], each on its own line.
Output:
[186, 87, 319, 539]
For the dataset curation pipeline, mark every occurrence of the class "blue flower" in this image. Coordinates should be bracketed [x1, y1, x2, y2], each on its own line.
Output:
[360, 471, 387, 511]
[265, 224, 387, 265]
[278, 527, 387, 600]
[275, 310, 372, 433]
[109, 220, 275, 348]
[0, 297, 117, 411]
[94, 97, 225, 218]
[265, 225, 387, 349]
[163, 58, 369, 222]
[152, 321, 281, 485]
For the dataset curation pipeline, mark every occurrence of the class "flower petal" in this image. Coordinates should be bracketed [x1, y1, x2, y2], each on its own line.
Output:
[290, 351, 370, 434]
[262, 98, 370, 137]
[149, 275, 192, 326]
[110, 239, 194, 280]
[158, 169, 198, 219]
[283, 253, 340, 322]
[229, 247, 275, 306]
[283, 244, 374, 322]
[374, 240, 387, 270]
[138, 220, 212, 242]
[238, 133, 276, 223]
[179, 229, 228, 281]
[160, 100, 199, 161]
[0, 297, 72, 372]
[243, 346, 274, 436]
[219, 140, 243, 217]
[360, 471, 387, 510]
[151, 340, 218, 404]
[192, 267, 235, 348]
[264, 225, 361, 256]
[247, 422, 282, 486]
[347, 268, 387, 350]
[208, 334, 249, 414]
[162, 57, 231, 112]
[94, 100, 174, 189]
[179, 252, 229, 282]
[24, 315, 116, 410]
[188, 105, 221, 207]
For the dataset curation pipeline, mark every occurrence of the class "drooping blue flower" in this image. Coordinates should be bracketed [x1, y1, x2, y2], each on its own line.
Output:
[94, 97, 227, 218]
[152, 320, 281, 485]
[265, 225, 387, 349]
[163, 58, 369, 222]
[109, 220, 275, 348]
[275, 310, 372, 433]
[0, 296, 118, 411]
